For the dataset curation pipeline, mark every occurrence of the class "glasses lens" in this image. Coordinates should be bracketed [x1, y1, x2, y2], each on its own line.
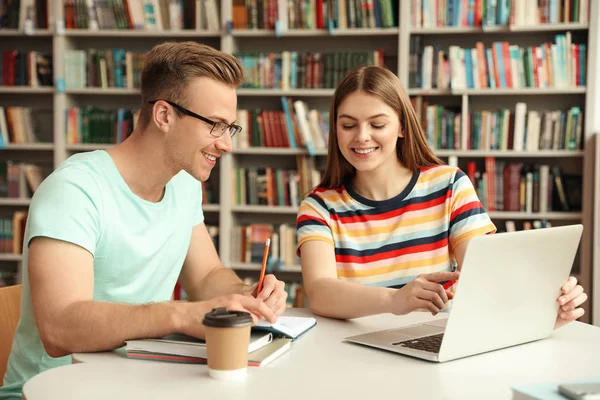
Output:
[229, 125, 241, 138]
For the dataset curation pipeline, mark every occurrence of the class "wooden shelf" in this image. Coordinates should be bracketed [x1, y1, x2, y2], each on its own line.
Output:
[0, 143, 54, 151]
[435, 150, 584, 158]
[66, 144, 114, 151]
[64, 29, 220, 37]
[0, 29, 52, 36]
[410, 23, 588, 34]
[202, 204, 220, 212]
[230, 262, 302, 273]
[0, 87, 53, 94]
[488, 212, 582, 220]
[408, 87, 586, 95]
[0, 198, 31, 206]
[0, 254, 23, 261]
[231, 205, 299, 214]
[234, 147, 327, 155]
[65, 88, 141, 95]
[453, 87, 586, 95]
[232, 28, 399, 37]
[237, 88, 335, 96]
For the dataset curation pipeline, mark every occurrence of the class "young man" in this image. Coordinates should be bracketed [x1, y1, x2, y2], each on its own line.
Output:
[0, 42, 287, 398]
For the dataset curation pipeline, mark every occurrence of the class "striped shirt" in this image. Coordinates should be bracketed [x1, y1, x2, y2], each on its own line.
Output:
[296, 165, 496, 288]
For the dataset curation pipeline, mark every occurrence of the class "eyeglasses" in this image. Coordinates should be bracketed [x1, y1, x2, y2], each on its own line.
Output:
[148, 100, 242, 139]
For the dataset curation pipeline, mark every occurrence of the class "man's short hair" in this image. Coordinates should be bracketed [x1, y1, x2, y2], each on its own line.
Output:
[138, 41, 244, 128]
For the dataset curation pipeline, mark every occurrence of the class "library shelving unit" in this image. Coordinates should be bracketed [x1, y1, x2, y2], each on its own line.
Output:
[1, 1, 598, 321]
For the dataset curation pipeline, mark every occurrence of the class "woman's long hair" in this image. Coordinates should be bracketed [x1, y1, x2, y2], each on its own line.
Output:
[319, 66, 442, 189]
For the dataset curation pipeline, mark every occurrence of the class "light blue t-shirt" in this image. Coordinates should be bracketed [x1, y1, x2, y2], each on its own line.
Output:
[0, 151, 204, 398]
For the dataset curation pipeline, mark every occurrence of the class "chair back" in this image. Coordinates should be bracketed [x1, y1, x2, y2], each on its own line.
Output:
[0, 284, 21, 386]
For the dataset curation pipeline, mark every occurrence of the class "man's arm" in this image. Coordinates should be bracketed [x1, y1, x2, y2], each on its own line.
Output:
[178, 223, 251, 301]
[178, 223, 288, 314]
[29, 236, 276, 358]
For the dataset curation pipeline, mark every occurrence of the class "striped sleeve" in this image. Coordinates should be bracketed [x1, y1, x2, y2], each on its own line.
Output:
[296, 193, 334, 256]
[449, 169, 496, 249]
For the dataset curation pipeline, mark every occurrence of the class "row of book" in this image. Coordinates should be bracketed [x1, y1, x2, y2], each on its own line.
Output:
[0, 270, 18, 288]
[467, 159, 579, 213]
[232, 0, 398, 30]
[231, 223, 300, 269]
[0, 107, 52, 146]
[233, 157, 321, 207]
[1, 51, 53, 87]
[412, 98, 583, 151]
[0, 0, 50, 30]
[237, 50, 385, 90]
[234, 99, 329, 151]
[0, 211, 27, 254]
[64, 0, 220, 31]
[411, 0, 589, 28]
[500, 219, 553, 233]
[65, 107, 138, 144]
[410, 34, 586, 90]
[64, 49, 146, 90]
[0, 161, 45, 199]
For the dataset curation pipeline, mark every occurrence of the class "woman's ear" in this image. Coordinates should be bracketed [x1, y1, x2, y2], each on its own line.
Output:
[398, 129, 405, 138]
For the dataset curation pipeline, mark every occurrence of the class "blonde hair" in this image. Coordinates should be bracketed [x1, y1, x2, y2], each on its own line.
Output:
[138, 41, 244, 128]
[320, 66, 442, 188]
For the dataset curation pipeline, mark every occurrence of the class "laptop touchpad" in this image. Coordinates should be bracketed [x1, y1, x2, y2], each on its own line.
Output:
[392, 324, 445, 339]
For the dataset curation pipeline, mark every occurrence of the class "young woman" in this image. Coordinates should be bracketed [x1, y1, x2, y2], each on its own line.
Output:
[296, 66, 586, 329]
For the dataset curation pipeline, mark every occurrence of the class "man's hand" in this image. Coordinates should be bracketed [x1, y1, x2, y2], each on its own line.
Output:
[249, 274, 288, 316]
[179, 294, 277, 339]
[554, 276, 587, 330]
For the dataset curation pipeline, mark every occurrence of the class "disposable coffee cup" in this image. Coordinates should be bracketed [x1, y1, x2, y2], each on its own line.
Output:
[202, 307, 252, 381]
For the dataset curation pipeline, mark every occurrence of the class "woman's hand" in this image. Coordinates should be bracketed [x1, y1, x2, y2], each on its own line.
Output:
[554, 276, 587, 330]
[388, 271, 459, 316]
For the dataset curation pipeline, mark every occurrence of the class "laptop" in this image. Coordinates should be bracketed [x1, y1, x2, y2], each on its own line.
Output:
[345, 224, 583, 363]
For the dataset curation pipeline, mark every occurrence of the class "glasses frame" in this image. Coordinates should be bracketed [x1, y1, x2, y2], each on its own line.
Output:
[148, 100, 242, 139]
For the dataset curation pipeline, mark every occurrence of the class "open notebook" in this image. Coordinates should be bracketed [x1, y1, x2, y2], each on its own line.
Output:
[253, 316, 317, 340]
[125, 331, 272, 360]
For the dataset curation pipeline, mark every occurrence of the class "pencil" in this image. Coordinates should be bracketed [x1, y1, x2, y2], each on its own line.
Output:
[257, 238, 270, 294]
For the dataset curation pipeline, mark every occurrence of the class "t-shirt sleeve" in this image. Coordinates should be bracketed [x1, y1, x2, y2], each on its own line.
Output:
[193, 181, 205, 226]
[449, 169, 497, 249]
[27, 167, 103, 256]
[296, 194, 334, 256]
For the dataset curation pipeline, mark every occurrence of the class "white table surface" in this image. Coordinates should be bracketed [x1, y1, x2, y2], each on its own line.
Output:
[23, 308, 600, 400]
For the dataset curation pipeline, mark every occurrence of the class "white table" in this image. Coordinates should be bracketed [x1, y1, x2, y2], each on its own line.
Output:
[23, 308, 600, 400]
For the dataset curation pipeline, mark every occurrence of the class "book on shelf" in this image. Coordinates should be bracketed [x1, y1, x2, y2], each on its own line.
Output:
[232, 0, 398, 30]
[466, 158, 578, 214]
[237, 50, 385, 90]
[1, 51, 53, 87]
[411, 0, 589, 28]
[0, 107, 53, 146]
[410, 34, 586, 90]
[65, 107, 138, 144]
[61, 0, 219, 31]
[232, 159, 322, 207]
[0, 211, 27, 254]
[412, 98, 584, 151]
[231, 223, 299, 269]
[125, 330, 273, 363]
[234, 99, 329, 153]
[0, 0, 51, 30]
[64, 49, 145, 90]
[0, 161, 45, 198]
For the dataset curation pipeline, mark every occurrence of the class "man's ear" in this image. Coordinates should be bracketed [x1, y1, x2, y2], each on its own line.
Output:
[152, 102, 173, 133]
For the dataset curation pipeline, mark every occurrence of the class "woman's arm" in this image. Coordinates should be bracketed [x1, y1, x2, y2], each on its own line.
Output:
[300, 241, 457, 319]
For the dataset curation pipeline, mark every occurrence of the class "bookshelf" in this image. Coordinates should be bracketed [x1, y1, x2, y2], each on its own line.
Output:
[0, 1, 598, 320]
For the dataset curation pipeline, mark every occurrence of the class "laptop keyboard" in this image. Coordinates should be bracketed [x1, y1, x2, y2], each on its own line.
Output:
[392, 333, 444, 353]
